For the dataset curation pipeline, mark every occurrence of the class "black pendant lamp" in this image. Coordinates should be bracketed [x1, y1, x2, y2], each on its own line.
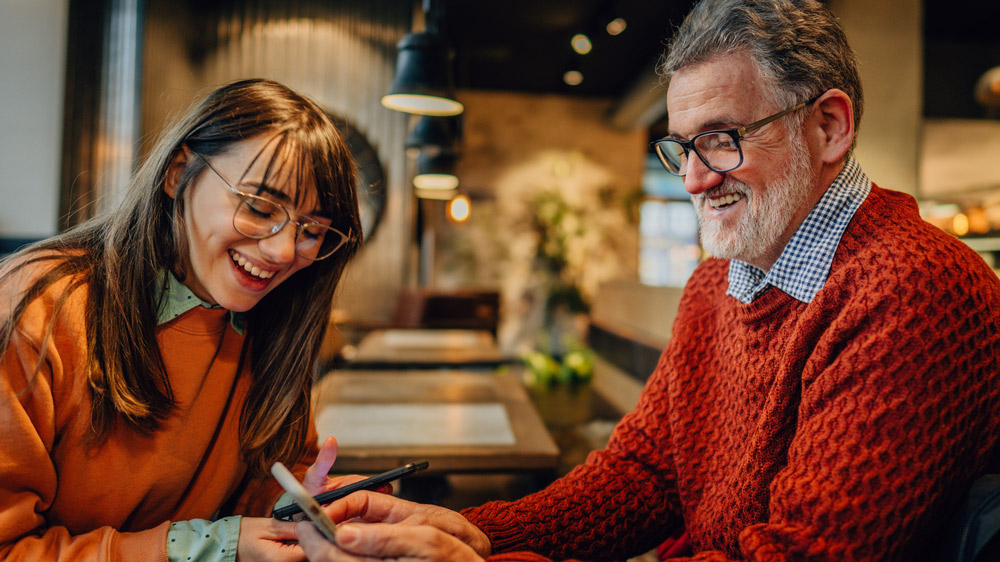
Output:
[414, 150, 459, 191]
[405, 115, 460, 152]
[382, 0, 464, 116]
[408, 114, 461, 195]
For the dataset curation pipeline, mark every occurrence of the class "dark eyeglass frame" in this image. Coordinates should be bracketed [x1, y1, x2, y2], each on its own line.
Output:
[650, 94, 822, 177]
[193, 152, 350, 261]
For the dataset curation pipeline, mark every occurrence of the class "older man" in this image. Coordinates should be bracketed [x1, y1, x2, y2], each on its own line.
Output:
[297, 1, 1000, 560]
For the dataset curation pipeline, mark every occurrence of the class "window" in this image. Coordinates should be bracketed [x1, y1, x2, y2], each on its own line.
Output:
[638, 154, 700, 287]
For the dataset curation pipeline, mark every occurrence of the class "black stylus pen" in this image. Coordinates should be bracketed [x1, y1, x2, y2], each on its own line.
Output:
[272, 459, 430, 520]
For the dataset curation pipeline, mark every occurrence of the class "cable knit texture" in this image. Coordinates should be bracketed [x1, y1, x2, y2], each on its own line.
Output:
[0, 257, 316, 561]
[463, 186, 1000, 562]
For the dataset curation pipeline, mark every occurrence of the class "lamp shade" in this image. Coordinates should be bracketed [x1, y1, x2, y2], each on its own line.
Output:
[406, 115, 460, 151]
[382, 32, 464, 116]
[414, 150, 459, 190]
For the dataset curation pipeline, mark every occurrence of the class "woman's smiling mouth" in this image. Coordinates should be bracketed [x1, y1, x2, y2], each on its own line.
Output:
[229, 250, 276, 280]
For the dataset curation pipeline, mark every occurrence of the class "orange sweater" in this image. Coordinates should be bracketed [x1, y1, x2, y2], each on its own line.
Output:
[0, 263, 286, 561]
[464, 187, 1000, 561]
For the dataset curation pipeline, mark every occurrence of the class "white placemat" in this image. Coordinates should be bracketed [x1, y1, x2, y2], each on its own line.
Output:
[316, 403, 516, 447]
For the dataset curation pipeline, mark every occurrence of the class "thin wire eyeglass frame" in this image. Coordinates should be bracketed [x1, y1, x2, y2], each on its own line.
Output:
[650, 94, 822, 177]
[193, 153, 350, 261]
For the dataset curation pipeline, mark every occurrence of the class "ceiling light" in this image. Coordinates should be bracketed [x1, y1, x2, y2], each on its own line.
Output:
[414, 174, 460, 190]
[382, 32, 464, 116]
[415, 187, 459, 200]
[447, 194, 471, 222]
[563, 70, 584, 86]
[975, 65, 1000, 107]
[606, 18, 627, 36]
[414, 150, 459, 190]
[571, 33, 592, 55]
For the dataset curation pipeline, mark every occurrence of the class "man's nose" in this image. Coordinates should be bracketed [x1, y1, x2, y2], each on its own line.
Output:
[683, 153, 724, 196]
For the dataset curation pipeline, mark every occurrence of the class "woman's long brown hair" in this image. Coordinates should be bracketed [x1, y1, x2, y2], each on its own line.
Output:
[0, 79, 362, 476]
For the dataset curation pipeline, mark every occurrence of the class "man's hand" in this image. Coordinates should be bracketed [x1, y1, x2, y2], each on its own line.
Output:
[296, 491, 491, 561]
[297, 520, 485, 562]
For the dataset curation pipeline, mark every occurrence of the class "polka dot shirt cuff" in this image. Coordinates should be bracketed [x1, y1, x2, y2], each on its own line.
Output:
[166, 516, 241, 562]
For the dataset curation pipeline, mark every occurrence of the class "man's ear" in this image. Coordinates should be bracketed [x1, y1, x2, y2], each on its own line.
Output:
[811, 89, 854, 165]
[163, 146, 191, 199]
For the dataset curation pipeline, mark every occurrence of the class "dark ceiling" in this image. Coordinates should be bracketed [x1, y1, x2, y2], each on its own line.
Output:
[439, 0, 696, 98]
[437, 0, 1000, 121]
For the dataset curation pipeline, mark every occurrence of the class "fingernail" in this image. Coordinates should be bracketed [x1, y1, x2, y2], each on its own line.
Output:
[337, 525, 359, 546]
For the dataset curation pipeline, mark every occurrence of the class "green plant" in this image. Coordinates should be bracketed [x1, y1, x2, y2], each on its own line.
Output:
[522, 335, 595, 386]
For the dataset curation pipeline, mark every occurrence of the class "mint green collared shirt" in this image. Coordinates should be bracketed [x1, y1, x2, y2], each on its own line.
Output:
[157, 271, 245, 335]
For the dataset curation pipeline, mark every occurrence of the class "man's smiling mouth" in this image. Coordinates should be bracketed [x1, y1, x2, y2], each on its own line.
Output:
[708, 192, 744, 209]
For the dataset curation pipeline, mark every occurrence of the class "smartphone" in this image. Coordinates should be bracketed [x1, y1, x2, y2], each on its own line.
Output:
[272, 459, 430, 520]
[270, 461, 339, 543]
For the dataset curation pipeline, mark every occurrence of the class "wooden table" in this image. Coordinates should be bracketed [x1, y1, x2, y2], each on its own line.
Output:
[346, 329, 513, 369]
[313, 369, 560, 474]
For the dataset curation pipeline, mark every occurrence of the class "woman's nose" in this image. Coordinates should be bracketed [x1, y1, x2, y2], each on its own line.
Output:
[257, 222, 299, 264]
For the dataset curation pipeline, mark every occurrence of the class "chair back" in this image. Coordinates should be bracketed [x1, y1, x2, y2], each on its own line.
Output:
[935, 474, 1000, 562]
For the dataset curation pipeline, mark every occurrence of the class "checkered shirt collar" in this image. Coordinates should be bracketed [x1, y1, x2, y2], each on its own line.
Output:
[726, 157, 872, 304]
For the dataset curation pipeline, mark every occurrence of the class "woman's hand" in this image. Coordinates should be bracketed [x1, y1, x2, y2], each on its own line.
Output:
[236, 516, 305, 562]
[297, 491, 491, 561]
[301, 437, 392, 497]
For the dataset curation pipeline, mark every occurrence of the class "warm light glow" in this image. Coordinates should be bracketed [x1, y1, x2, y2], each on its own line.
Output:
[953, 213, 970, 236]
[571, 34, 592, 55]
[381, 94, 464, 116]
[606, 17, 627, 36]
[413, 173, 459, 190]
[563, 70, 584, 86]
[448, 194, 471, 222]
[415, 187, 458, 200]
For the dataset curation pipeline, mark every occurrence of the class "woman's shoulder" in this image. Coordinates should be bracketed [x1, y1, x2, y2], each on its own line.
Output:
[0, 248, 92, 324]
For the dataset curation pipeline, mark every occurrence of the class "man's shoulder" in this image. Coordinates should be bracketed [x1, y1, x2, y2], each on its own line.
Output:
[828, 186, 999, 299]
[844, 186, 984, 269]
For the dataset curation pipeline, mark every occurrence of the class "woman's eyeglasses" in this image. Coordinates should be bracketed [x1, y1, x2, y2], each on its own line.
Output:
[194, 153, 350, 261]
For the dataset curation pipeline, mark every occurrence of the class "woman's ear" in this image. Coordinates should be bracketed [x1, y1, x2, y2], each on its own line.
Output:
[163, 146, 191, 199]
[811, 89, 854, 165]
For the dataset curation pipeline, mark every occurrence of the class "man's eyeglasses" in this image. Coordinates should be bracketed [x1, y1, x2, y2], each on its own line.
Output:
[194, 153, 350, 261]
[650, 94, 821, 177]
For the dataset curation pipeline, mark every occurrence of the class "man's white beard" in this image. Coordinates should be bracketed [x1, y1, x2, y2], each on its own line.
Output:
[692, 132, 814, 265]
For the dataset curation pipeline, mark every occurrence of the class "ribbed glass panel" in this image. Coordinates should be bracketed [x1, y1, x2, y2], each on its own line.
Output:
[142, 0, 414, 320]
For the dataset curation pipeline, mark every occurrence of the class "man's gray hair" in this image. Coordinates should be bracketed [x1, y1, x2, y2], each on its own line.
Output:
[660, 0, 863, 143]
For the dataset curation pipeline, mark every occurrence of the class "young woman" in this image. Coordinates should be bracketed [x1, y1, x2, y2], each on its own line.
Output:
[0, 79, 364, 562]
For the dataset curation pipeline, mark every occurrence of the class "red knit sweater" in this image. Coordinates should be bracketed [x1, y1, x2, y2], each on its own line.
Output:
[463, 186, 1000, 561]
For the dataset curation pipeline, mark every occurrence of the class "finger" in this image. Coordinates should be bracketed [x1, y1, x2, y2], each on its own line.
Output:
[297, 522, 359, 562]
[322, 477, 394, 495]
[323, 473, 373, 491]
[296, 523, 333, 561]
[322, 490, 413, 524]
[335, 523, 479, 561]
[303, 436, 339, 493]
